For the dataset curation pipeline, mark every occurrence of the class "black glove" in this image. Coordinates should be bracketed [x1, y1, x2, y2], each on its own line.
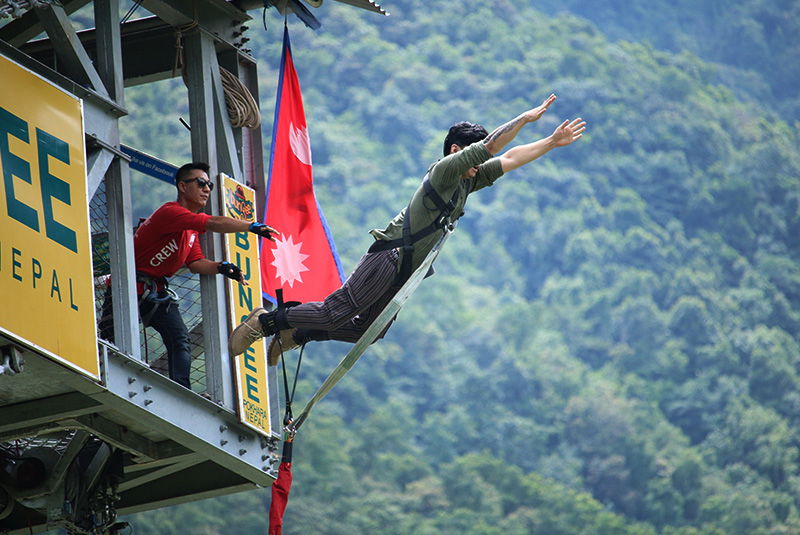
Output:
[217, 261, 243, 282]
[249, 222, 277, 240]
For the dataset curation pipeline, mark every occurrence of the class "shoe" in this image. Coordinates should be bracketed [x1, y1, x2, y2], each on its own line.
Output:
[267, 329, 299, 366]
[229, 307, 267, 356]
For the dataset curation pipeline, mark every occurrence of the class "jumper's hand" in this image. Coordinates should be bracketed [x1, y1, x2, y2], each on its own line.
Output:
[249, 222, 278, 241]
[218, 261, 247, 284]
[551, 118, 586, 147]
[522, 93, 557, 123]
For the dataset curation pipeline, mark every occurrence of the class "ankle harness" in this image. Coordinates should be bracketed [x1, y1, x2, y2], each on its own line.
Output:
[262, 289, 300, 336]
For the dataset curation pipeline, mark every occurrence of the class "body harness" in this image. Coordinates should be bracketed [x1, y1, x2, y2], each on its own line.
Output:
[368, 174, 462, 283]
[136, 272, 179, 327]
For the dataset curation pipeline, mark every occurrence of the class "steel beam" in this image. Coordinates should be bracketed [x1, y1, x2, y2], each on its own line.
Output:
[117, 456, 202, 492]
[33, 3, 109, 98]
[102, 156, 140, 359]
[124, 451, 199, 473]
[86, 146, 115, 198]
[67, 414, 164, 461]
[0, 0, 90, 47]
[93, 0, 125, 102]
[237, 58, 266, 209]
[118, 480, 256, 515]
[139, 0, 249, 31]
[0, 393, 102, 435]
[99, 348, 278, 485]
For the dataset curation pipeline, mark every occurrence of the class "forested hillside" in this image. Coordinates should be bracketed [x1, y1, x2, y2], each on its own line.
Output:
[537, 0, 800, 120]
[122, 1, 800, 534]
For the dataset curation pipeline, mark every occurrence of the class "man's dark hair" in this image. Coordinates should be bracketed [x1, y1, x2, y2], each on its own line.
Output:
[175, 162, 210, 186]
[442, 122, 489, 156]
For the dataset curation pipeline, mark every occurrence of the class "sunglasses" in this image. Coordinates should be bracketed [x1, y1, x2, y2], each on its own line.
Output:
[181, 177, 214, 190]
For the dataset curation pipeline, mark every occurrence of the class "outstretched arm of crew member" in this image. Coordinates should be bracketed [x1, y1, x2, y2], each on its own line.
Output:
[482, 93, 557, 155]
[498, 117, 586, 173]
[205, 216, 278, 240]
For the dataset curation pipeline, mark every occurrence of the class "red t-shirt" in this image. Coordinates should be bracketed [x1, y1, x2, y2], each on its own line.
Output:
[134, 202, 212, 282]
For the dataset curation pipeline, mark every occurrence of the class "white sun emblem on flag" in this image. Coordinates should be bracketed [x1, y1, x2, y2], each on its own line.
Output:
[289, 122, 312, 166]
[271, 234, 310, 287]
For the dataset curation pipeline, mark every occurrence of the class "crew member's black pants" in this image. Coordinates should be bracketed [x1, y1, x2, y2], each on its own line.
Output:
[100, 289, 191, 388]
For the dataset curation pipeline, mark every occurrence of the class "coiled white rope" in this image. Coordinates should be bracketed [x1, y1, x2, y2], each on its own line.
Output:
[174, 23, 261, 130]
[220, 67, 261, 129]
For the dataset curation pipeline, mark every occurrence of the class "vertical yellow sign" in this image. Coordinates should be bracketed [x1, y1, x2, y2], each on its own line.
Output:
[221, 174, 271, 436]
[0, 54, 98, 379]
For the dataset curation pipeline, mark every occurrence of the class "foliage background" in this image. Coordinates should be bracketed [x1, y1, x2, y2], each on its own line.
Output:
[117, 1, 800, 533]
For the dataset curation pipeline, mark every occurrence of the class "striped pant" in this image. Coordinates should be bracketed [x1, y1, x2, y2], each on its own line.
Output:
[286, 248, 400, 343]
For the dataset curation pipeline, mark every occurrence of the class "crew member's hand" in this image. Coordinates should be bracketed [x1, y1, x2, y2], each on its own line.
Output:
[522, 93, 557, 123]
[218, 261, 246, 284]
[551, 118, 587, 147]
[249, 222, 278, 241]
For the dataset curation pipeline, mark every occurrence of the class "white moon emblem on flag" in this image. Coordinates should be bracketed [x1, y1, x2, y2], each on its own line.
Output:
[289, 122, 312, 166]
[271, 234, 310, 288]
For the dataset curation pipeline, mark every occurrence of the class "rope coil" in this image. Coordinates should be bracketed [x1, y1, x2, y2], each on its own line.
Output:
[220, 67, 261, 129]
[174, 25, 261, 129]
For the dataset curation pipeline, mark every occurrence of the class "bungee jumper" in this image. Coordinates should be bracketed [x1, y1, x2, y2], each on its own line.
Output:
[259, 94, 585, 535]
[229, 93, 586, 362]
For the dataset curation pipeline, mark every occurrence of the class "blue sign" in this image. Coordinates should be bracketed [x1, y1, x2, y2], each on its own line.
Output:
[121, 145, 177, 184]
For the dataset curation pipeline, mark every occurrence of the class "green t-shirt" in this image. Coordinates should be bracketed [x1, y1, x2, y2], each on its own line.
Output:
[370, 141, 504, 272]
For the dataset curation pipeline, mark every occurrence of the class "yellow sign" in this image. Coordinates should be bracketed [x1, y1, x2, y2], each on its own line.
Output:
[221, 174, 271, 436]
[0, 54, 97, 379]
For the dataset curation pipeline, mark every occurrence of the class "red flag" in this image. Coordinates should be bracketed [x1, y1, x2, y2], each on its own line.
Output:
[261, 26, 344, 305]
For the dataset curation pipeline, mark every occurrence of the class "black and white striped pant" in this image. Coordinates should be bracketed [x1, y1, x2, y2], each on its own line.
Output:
[286, 248, 400, 343]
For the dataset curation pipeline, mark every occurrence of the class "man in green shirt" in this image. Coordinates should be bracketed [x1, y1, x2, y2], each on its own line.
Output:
[230, 94, 586, 362]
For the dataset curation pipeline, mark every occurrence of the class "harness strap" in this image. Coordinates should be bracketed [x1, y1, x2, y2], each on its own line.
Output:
[399, 207, 414, 283]
[275, 288, 304, 437]
[422, 178, 457, 221]
[368, 175, 460, 283]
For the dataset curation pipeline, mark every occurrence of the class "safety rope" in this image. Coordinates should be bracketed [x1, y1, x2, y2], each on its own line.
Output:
[279, 336, 304, 434]
[287, 227, 454, 433]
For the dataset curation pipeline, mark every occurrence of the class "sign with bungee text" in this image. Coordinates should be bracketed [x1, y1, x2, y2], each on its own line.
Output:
[221, 174, 272, 436]
[0, 54, 98, 379]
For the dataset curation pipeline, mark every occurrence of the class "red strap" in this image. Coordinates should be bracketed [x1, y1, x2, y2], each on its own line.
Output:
[268, 462, 293, 535]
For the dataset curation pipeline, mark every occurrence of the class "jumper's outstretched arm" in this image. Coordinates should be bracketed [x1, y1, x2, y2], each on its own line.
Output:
[482, 93, 556, 155]
[499, 117, 586, 172]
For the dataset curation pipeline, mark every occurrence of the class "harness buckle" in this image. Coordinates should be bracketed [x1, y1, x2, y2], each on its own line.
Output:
[144, 287, 179, 305]
[435, 213, 453, 231]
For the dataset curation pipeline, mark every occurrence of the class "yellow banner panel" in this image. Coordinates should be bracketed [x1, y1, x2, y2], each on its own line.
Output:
[0, 54, 98, 379]
[221, 174, 271, 436]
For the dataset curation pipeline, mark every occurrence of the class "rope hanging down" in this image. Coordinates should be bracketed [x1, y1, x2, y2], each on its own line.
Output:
[286, 227, 455, 434]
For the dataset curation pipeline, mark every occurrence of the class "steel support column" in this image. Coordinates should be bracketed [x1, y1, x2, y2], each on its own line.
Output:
[184, 29, 235, 408]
